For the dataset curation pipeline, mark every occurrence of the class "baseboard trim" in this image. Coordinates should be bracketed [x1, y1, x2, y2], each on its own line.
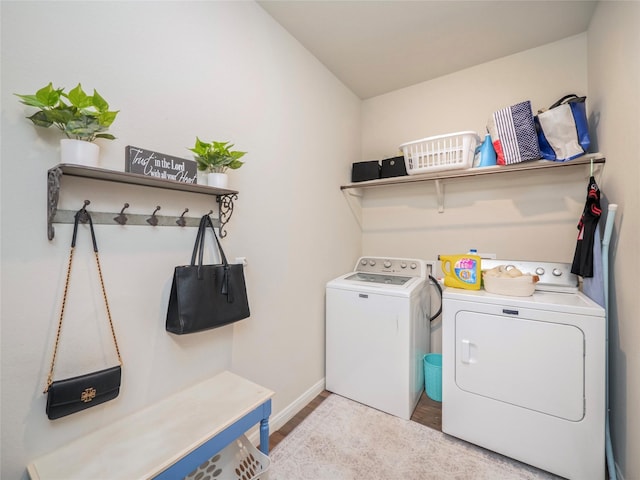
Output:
[247, 377, 326, 446]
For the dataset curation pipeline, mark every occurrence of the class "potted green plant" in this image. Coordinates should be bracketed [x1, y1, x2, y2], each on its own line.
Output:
[15, 82, 118, 166]
[188, 138, 247, 188]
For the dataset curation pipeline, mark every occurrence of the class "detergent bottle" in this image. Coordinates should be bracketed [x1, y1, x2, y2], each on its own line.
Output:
[475, 134, 497, 168]
[439, 254, 482, 290]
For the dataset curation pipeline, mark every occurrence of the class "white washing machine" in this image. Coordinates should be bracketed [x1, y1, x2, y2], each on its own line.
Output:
[326, 257, 431, 420]
[442, 260, 605, 480]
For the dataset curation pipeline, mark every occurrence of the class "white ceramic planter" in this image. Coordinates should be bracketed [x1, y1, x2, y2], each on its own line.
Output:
[60, 139, 100, 167]
[207, 172, 229, 189]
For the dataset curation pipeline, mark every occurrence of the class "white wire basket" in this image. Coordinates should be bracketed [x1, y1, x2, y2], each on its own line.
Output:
[184, 435, 270, 480]
[399, 131, 480, 175]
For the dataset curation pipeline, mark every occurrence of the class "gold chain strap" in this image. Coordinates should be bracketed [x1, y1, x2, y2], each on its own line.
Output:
[45, 247, 75, 392]
[44, 236, 122, 393]
[94, 251, 122, 365]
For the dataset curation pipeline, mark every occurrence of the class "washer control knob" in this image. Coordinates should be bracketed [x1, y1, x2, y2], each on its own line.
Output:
[552, 268, 563, 276]
[400, 262, 407, 269]
[410, 262, 417, 269]
[383, 260, 392, 268]
[369, 259, 376, 266]
[361, 259, 368, 266]
[535, 267, 545, 275]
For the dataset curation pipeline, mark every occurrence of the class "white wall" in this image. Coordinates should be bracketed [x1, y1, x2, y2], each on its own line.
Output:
[362, 34, 588, 160]
[0, 2, 361, 478]
[360, 34, 589, 259]
[361, 36, 592, 352]
[588, 3, 640, 479]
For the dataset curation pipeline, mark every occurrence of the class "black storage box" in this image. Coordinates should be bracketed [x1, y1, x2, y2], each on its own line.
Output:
[380, 156, 407, 178]
[351, 160, 380, 182]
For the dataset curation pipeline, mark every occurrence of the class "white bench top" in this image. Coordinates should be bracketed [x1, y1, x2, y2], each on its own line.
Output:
[27, 371, 274, 480]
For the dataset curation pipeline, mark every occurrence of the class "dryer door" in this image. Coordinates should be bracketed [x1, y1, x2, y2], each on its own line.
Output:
[455, 310, 584, 421]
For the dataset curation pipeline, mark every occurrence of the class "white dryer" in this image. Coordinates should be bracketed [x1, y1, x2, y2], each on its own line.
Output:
[326, 257, 431, 420]
[442, 260, 605, 480]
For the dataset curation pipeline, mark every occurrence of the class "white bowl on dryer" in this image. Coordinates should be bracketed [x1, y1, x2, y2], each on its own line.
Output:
[483, 265, 539, 296]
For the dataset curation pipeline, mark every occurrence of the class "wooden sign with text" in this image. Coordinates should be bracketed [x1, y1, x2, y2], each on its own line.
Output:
[125, 146, 198, 184]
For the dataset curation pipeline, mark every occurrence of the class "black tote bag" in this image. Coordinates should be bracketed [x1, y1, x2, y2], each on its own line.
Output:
[166, 215, 250, 334]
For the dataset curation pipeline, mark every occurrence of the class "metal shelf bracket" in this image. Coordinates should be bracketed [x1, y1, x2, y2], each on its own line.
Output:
[47, 167, 63, 240]
[216, 193, 238, 238]
[434, 179, 444, 213]
[341, 188, 363, 228]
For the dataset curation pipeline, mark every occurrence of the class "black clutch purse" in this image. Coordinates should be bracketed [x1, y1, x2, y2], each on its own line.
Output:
[44, 207, 123, 420]
[46, 366, 122, 420]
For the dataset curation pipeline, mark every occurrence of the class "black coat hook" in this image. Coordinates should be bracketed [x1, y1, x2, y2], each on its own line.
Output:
[176, 208, 189, 227]
[77, 200, 91, 223]
[147, 206, 161, 226]
[114, 203, 130, 225]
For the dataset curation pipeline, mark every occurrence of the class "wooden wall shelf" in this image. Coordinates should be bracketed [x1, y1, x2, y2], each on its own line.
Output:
[341, 154, 605, 214]
[47, 164, 239, 240]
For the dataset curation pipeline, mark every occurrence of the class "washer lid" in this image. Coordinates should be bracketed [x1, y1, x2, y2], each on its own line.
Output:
[327, 273, 425, 297]
[345, 272, 413, 286]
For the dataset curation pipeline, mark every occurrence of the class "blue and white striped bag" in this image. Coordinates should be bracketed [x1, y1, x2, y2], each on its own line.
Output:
[487, 100, 541, 165]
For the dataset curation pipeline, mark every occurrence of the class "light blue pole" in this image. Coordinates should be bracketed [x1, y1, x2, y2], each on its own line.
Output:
[602, 204, 618, 480]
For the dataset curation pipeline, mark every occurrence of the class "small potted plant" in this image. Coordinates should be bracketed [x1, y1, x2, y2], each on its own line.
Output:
[15, 82, 118, 166]
[189, 138, 247, 188]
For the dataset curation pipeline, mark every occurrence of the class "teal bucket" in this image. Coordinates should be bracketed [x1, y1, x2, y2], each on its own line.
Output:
[424, 353, 442, 402]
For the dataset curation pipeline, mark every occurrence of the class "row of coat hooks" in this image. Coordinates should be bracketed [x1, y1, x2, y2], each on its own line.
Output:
[57, 200, 222, 231]
[109, 202, 213, 227]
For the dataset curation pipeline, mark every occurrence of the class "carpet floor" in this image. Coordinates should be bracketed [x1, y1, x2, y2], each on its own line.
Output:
[269, 393, 562, 480]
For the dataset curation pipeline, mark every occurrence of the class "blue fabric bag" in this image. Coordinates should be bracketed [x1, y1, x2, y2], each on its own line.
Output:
[535, 94, 590, 161]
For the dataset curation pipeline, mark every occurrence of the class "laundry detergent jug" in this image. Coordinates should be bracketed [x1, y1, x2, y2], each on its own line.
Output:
[475, 134, 497, 167]
[439, 254, 481, 290]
